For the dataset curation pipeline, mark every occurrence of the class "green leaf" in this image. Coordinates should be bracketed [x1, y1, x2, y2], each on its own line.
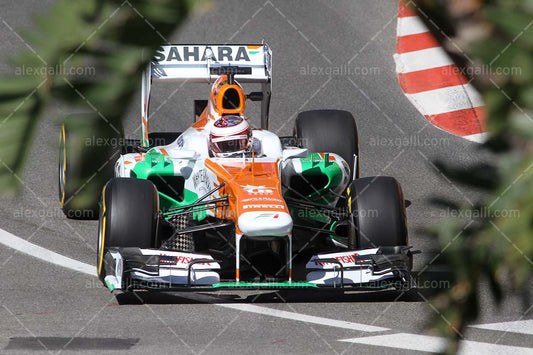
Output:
[485, 6, 533, 49]
[0, 0, 193, 191]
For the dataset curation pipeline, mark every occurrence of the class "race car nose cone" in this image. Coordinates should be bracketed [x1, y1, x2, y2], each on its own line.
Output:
[238, 211, 293, 237]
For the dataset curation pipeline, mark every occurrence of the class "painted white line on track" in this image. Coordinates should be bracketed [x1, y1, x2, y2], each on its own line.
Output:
[219, 303, 389, 332]
[397, 16, 429, 36]
[339, 333, 533, 354]
[394, 47, 454, 73]
[173, 291, 389, 332]
[0, 227, 389, 333]
[471, 320, 533, 336]
[0, 228, 96, 276]
[405, 84, 484, 116]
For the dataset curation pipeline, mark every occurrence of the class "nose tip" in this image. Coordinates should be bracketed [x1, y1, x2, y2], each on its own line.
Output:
[237, 211, 293, 237]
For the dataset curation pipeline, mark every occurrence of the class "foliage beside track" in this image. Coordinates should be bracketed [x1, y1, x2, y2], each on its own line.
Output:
[413, 0, 533, 352]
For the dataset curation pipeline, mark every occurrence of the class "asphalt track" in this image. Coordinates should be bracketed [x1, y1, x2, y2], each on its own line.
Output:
[1, 1, 532, 354]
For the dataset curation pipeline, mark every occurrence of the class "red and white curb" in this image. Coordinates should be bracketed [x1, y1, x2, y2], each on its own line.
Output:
[393, 1, 488, 143]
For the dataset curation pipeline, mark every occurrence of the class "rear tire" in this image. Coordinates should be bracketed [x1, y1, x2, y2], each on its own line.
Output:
[59, 114, 122, 219]
[295, 109, 359, 179]
[97, 178, 158, 283]
[347, 176, 407, 249]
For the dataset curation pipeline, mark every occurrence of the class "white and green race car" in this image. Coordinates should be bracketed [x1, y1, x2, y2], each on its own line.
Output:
[59, 43, 415, 293]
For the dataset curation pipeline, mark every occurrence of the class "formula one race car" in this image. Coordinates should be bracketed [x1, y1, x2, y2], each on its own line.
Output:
[59, 43, 415, 292]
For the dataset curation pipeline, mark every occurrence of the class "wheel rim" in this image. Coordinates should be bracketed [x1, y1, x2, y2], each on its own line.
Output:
[97, 217, 103, 276]
[58, 125, 67, 208]
[97, 184, 108, 278]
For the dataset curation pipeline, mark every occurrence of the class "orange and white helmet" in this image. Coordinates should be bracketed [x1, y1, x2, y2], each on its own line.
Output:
[209, 116, 251, 157]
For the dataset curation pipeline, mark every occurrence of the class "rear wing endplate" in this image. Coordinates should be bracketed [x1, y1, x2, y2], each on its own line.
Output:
[141, 44, 272, 146]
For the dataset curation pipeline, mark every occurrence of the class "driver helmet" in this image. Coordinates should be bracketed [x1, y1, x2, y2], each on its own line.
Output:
[209, 115, 251, 157]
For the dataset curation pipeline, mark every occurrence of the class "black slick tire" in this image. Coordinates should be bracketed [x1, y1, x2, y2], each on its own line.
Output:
[97, 178, 158, 283]
[347, 176, 407, 249]
[59, 114, 122, 219]
[295, 109, 359, 179]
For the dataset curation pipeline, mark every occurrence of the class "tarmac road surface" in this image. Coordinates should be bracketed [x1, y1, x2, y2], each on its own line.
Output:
[1, 1, 531, 353]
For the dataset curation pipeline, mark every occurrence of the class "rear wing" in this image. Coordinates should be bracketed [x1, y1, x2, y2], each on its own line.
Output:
[141, 44, 272, 147]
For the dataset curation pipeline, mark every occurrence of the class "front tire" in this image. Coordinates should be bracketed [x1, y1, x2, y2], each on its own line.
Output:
[97, 178, 158, 283]
[347, 176, 408, 249]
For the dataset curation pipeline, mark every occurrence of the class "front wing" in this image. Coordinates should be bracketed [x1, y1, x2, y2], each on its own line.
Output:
[102, 246, 414, 292]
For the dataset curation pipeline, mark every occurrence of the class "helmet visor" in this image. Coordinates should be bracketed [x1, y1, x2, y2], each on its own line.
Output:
[211, 134, 249, 155]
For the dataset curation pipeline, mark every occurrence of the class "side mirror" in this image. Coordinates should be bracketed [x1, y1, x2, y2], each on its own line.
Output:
[246, 91, 263, 101]
[282, 147, 308, 161]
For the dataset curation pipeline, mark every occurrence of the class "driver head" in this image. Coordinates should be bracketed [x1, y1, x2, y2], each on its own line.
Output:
[209, 116, 251, 157]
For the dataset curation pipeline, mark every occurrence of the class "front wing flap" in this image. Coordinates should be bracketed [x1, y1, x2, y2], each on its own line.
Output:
[103, 247, 221, 291]
[306, 246, 413, 289]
